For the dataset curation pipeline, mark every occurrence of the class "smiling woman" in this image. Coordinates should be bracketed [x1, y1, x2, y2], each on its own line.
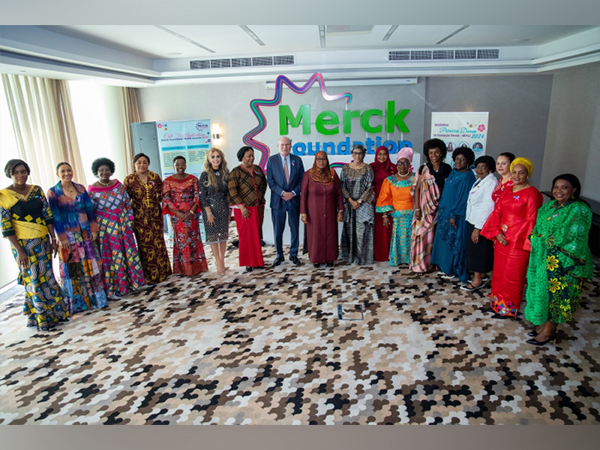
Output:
[47, 161, 108, 314]
[162, 155, 208, 276]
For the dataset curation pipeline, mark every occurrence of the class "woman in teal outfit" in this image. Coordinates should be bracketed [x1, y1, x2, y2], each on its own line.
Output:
[524, 173, 593, 346]
[430, 147, 476, 283]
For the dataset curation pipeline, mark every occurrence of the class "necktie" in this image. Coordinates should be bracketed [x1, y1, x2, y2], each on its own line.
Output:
[284, 157, 290, 184]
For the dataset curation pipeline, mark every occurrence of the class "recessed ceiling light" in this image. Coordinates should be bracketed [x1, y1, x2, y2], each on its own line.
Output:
[19, 70, 26, 73]
[511, 38, 530, 43]
[167, 52, 183, 56]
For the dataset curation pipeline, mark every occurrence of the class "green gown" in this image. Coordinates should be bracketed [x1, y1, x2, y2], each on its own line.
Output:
[525, 200, 593, 326]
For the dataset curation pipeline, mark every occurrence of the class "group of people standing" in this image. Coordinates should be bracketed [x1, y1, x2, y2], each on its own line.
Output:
[0, 136, 594, 347]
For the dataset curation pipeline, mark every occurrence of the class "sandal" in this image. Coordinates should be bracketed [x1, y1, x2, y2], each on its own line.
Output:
[461, 282, 483, 292]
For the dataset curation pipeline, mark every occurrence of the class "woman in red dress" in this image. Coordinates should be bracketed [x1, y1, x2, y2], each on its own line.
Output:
[162, 156, 208, 276]
[370, 146, 396, 261]
[481, 157, 543, 318]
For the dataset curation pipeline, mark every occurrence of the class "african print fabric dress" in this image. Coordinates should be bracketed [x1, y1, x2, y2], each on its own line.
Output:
[47, 182, 108, 314]
[376, 175, 414, 266]
[340, 164, 375, 265]
[124, 171, 172, 284]
[525, 200, 593, 326]
[88, 181, 145, 297]
[0, 186, 70, 331]
[162, 175, 208, 276]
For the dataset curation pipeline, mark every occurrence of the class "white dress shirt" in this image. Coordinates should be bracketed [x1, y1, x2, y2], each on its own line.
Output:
[466, 172, 498, 229]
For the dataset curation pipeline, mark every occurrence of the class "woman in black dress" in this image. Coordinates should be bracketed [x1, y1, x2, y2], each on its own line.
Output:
[199, 148, 230, 275]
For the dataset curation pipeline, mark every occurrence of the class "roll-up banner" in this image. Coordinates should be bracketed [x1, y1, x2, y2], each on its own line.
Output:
[430, 112, 489, 166]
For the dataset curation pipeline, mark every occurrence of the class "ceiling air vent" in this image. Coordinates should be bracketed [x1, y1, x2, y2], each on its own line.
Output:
[190, 55, 295, 70]
[210, 59, 231, 69]
[274, 55, 294, 65]
[411, 50, 432, 60]
[189, 60, 210, 70]
[231, 57, 252, 67]
[433, 50, 454, 60]
[477, 49, 500, 59]
[389, 51, 410, 61]
[252, 57, 273, 66]
[455, 49, 477, 59]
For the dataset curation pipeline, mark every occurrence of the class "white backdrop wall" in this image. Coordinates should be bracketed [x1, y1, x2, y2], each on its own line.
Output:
[137, 80, 427, 246]
[541, 62, 600, 201]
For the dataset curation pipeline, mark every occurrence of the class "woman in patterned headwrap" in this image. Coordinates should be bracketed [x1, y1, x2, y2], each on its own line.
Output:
[375, 147, 415, 266]
[524, 174, 593, 346]
[300, 151, 344, 268]
[481, 157, 543, 318]
[370, 146, 396, 262]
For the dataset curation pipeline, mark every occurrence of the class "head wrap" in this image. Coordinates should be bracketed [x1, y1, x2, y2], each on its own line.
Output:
[397, 147, 414, 163]
[370, 146, 396, 195]
[308, 151, 335, 185]
[510, 157, 534, 176]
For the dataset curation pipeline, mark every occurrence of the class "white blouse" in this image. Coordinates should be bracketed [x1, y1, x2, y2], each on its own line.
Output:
[466, 172, 498, 229]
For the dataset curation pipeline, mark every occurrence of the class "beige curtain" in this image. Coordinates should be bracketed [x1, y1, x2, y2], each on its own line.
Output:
[1, 74, 85, 189]
[119, 87, 141, 171]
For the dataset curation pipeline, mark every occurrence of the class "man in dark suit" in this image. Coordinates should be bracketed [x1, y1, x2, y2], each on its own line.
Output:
[267, 136, 305, 266]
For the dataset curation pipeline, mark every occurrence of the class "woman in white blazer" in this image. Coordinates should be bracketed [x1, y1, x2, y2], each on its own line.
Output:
[462, 156, 498, 291]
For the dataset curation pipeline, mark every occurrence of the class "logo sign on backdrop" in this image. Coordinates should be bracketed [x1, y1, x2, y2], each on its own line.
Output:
[243, 73, 414, 171]
[430, 112, 489, 166]
[156, 120, 211, 179]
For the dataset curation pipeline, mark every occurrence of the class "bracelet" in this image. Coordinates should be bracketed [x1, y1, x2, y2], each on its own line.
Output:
[415, 208, 421, 212]
[207, 211, 213, 216]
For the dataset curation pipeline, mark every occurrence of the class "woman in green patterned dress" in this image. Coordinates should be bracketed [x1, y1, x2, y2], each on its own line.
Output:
[524, 174, 593, 346]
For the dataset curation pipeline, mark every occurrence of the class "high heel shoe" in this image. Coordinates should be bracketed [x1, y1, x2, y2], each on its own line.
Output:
[526, 333, 556, 346]
[527, 331, 537, 337]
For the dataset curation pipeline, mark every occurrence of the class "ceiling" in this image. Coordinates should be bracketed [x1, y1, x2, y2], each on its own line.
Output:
[1, 25, 599, 87]
[39, 25, 596, 59]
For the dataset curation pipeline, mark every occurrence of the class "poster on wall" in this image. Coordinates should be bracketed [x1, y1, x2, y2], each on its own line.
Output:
[156, 119, 211, 241]
[156, 119, 211, 178]
[430, 112, 489, 166]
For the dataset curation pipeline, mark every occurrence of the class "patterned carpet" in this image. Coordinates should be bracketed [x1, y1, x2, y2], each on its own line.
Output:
[1, 236, 599, 425]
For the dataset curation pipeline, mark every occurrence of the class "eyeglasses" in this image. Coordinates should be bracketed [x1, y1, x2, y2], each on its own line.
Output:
[351, 151, 364, 155]
[397, 161, 411, 166]
[315, 157, 328, 161]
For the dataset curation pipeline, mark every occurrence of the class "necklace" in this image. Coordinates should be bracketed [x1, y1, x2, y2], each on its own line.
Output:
[99, 180, 112, 187]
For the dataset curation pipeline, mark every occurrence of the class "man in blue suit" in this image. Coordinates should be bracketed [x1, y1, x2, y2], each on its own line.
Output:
[267, 136, 305, 266]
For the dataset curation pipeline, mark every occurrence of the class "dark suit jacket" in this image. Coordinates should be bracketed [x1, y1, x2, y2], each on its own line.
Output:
[267, 153, 305, 210]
